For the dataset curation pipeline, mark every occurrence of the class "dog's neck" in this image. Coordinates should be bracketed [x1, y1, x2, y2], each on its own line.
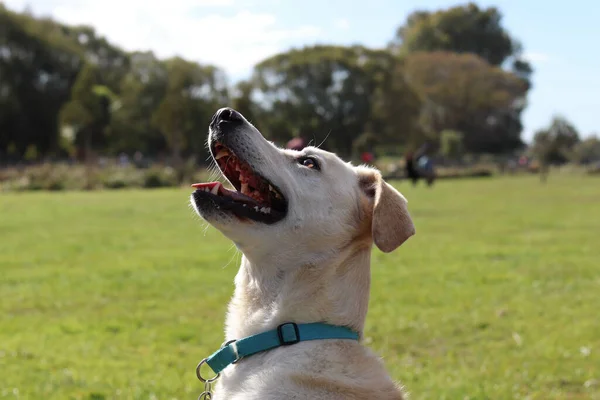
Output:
[224, 243, 372, 340]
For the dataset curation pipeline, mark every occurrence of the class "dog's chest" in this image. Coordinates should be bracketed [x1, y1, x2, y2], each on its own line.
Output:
[210, 347, 317, 400]
[211, 357, 287, 399]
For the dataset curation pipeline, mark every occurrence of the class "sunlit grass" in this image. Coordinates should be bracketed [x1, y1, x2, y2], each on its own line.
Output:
[1, 175, 598, 399]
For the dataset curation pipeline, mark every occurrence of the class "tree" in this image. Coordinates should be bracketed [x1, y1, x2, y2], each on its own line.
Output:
[390, 2, 532, 85]
[0, 5, 128, 160]
[71, 26, 130, 91]
[251, 45, 415, 156]
[0, 5, 82, 158]
[440, 130, 464, 160]
[572, 135, 600, 164]
[109, 51, 168, 155]
[531, 116, 581, 181]
[403, 51, 528, 154]
[58, 63, 111, 162]
[231, 81, 260, 128]
[151, 57, 228, 174]
[369, 58, 422, 150]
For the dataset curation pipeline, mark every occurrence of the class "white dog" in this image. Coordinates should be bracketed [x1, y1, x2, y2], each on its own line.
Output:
[191, 108, 415, 399]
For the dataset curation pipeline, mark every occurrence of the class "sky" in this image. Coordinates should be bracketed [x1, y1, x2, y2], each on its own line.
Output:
[4, 0, 599, 141]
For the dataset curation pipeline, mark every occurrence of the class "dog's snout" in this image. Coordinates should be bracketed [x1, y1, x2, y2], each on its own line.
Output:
[212, 107, 243, 127]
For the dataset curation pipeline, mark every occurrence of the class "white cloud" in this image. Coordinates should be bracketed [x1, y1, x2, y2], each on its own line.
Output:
[522, 51, 551, 63]
[333, 18, 350, 30]
[4, 0, 321, 79]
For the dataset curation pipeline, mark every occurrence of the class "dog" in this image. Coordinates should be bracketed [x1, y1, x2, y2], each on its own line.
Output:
[190, 108, 415, 399]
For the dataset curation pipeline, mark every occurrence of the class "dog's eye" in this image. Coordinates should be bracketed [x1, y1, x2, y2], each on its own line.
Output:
[299, 157, 320, 170]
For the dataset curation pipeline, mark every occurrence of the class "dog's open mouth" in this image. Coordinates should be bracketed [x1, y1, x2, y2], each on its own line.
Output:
[192, 142, 287, 224]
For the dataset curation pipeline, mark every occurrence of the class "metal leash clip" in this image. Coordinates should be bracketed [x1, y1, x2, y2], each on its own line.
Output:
[196, 358, 219, 400]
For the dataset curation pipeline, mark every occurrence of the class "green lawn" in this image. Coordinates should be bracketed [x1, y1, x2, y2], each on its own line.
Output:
[1, 176, 598, 399]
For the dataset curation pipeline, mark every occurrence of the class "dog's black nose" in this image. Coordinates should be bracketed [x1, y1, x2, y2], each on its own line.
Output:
[211, 107, 243, 127]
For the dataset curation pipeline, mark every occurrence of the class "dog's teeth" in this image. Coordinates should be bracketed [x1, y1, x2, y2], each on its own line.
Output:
[215, 149, 229, 160]
[242, 204, 247, 207]
[254, 206, 259, 211]
[265, 207, 271, 213]
[211, 184, 220, 195]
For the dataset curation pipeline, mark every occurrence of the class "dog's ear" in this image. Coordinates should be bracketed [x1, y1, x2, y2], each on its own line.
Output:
[359, 169, 415, 253]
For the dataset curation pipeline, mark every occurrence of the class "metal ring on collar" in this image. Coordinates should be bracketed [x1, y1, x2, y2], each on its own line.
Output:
[196, 358, 220, 383]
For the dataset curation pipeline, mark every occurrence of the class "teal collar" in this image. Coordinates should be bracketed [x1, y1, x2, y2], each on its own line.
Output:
[203, 322, 360, 374]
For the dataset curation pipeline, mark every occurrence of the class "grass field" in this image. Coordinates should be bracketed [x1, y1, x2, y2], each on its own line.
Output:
[1, 175, 598, 399]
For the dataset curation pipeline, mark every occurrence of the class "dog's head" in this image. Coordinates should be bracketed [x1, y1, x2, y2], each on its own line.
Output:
[191, 108, 415, 264]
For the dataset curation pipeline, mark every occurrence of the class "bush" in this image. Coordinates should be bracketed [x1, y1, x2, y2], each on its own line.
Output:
[0, 161, 210, 192]
[143, 166, 178, 188]
[0, 163, 89, 191]
[100, 166, 144, 189]
[586, 162, 600, 175]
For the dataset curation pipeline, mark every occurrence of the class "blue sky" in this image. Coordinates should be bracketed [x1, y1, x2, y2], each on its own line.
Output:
[5, 0, 599, 141]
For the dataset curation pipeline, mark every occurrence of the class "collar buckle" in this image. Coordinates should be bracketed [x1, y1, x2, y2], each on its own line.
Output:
[277, 322, 300, 345]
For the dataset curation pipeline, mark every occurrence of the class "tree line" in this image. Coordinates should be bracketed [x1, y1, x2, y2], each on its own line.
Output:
[1, 2, 595, 167]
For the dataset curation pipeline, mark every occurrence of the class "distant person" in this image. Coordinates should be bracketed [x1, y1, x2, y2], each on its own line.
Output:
[118, 152, 129, 167]
[405, 144, 435, 187]
[133, 151, 146, 168]
[418, 155, 432, 173]
[519, 156, 528, 167]
[286, 137, 307, 151]
[405, 151, 419, 186]
[507, 159, 517, 174]
[361, 151, 375, 164]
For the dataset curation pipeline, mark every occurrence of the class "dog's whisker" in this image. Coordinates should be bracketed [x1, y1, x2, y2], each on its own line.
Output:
[316, 130, 332, 149]
[221, 244, 241, 270]
[206, 163, 223, 183]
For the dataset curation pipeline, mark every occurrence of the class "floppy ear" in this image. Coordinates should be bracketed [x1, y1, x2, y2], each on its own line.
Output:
[360, 170, 415, 252]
